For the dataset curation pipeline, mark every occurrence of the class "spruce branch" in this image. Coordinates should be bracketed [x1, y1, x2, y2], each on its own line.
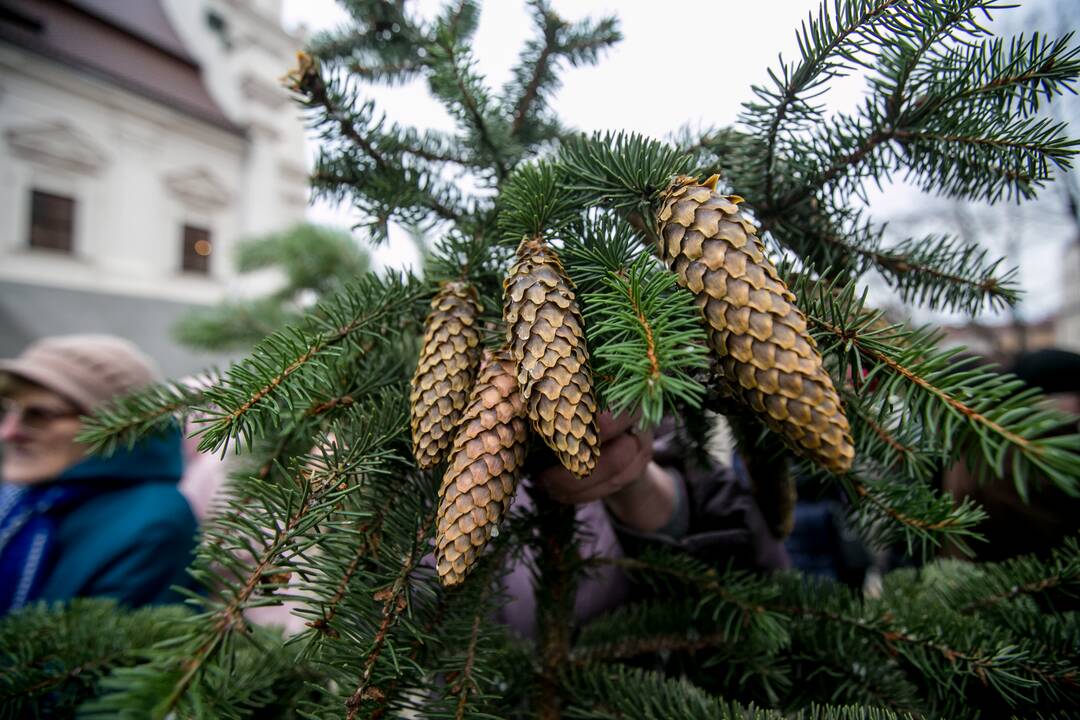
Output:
[908, 32, 1080, 121]
[775, 209, 1021, 313]
[792, 275, 1080, 497]
[532, 492, 582, 720]
[311, 161, 465, 227]
[560, 665, 913, 720]
[194, 273, 420, 454]
[841, 390, 941, 482]
[77, 377, 214, 455]
[346, 60, 424, 85]
[88, 399, 405, 719]
[497, 161, 579, 242]
[572, 597, 784, 666]
[376, 125, 474, 166]
[506, 1, 620, 138]
[344, 510, 435, 720]
[751, 0, 906, 205]
[860, 232, 1019, 314]
[843, 471, 987, 556]
[561, 214, 709, 426]
[945, 537, 1080, 615]
[877, 0, 1001, 122]
[429, 17, 511, 181]
[587, 546, 1080, 716]
[450, 579, 496, 720]
[181, 444, 395, 716]
[296, 58, 470, 234]
[559, 132, 691, 213]
[306, 0, 423, 82]
[593, 553, 782, 621]
[301, 508, 385, 638]
[748, 2, 1080, 214]
[775, 581, 1077, 715]
[509, 1, 560, 139]
[0, 601, 189, 718]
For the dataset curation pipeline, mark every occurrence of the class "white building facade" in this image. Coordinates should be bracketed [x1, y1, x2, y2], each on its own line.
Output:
[0, 0, 309, 375]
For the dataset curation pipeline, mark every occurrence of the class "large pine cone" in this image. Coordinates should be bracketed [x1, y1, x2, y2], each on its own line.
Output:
[410, 281, 482, 469]
[657, 176, 854, 474]
[503, 236, 599, 479]
[436, 349, 529, 587]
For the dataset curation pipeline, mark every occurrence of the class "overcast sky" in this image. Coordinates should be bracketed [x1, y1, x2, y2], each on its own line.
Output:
[279, 0, 1077, 324]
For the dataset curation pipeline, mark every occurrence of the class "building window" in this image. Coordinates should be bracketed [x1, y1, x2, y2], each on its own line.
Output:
[29, 190, 75, 252]
[181, 225, 213, 274]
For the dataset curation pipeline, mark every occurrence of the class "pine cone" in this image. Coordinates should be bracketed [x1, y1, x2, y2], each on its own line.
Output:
[503, 236, 599, 479]
[410, 281, 483, 469]
[436, 349, 529, 586]
[657, 176, 854, 474]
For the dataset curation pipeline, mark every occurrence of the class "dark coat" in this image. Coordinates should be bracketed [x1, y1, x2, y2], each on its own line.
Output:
[0, 429, 196, 612]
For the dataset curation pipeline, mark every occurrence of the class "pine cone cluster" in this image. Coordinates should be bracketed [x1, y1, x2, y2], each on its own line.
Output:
[657, 176, 854, 474]
[410, 281, 483, 469]
[503, 236, 600, 479]
[435, 349, 529, 586]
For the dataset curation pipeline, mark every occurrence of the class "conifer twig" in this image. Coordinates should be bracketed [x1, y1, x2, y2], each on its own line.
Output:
[453, 581, 493, 720]
[533, 493, 580, 720]
[849, 478, 967, 533]
[761, 0, 903, 204]
[511, 33, 555, 137]
[344, 511, 435, 720]
[306, 511, 385, 636]
[433, 36, 509, 181]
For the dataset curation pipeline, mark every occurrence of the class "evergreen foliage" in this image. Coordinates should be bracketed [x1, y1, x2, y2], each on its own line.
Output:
[30, 0, 1080, 717]
[0, 600, 189, 719]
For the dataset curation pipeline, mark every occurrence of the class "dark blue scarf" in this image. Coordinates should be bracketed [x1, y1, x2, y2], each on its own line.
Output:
[0, 429, 183, 614]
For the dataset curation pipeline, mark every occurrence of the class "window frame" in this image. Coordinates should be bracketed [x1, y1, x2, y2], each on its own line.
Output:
[28, 189, 76, 254]
[180, 223, 213, 275]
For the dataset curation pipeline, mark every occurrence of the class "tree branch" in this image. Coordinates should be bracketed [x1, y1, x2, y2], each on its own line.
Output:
[436, 37, 509, 181]
[344, 511, 436, 720]
[809, 314, 1042, 456]
[762, 0, 902, 204]
[850, 478, 965, 533]
[511, 37, 555, 137]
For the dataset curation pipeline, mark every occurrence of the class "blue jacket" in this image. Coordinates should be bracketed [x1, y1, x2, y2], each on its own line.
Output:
[0, 429, 197, 613]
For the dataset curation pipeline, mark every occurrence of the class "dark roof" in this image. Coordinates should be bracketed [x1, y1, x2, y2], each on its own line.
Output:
[67, 0, 196, 62]
[0, 0, 242, 135]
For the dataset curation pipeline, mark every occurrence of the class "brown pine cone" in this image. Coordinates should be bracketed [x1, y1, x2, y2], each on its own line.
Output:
[410, 281, 483, 469]
[503, 236, 599, 479]
[436, 349, 529, 587]
[657, 176, 854, 474]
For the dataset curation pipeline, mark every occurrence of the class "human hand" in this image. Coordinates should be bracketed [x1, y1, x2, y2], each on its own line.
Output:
[534, 411, 678, 532]
[535, 411, 652, 504]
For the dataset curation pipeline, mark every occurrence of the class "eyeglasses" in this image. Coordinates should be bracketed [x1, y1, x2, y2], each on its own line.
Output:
[0, 397, 81, 430]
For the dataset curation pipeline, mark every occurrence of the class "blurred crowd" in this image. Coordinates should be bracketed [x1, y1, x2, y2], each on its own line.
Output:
[1, 333, 1078, 628]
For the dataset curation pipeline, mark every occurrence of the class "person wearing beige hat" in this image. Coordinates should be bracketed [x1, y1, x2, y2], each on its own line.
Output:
[0, 335, 197, 614]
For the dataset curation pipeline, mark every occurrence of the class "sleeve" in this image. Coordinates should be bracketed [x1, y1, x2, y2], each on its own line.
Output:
[611, 419, 791, 572]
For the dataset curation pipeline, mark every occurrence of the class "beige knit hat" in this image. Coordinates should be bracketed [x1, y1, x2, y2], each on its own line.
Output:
[0, 334, 160, 412]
